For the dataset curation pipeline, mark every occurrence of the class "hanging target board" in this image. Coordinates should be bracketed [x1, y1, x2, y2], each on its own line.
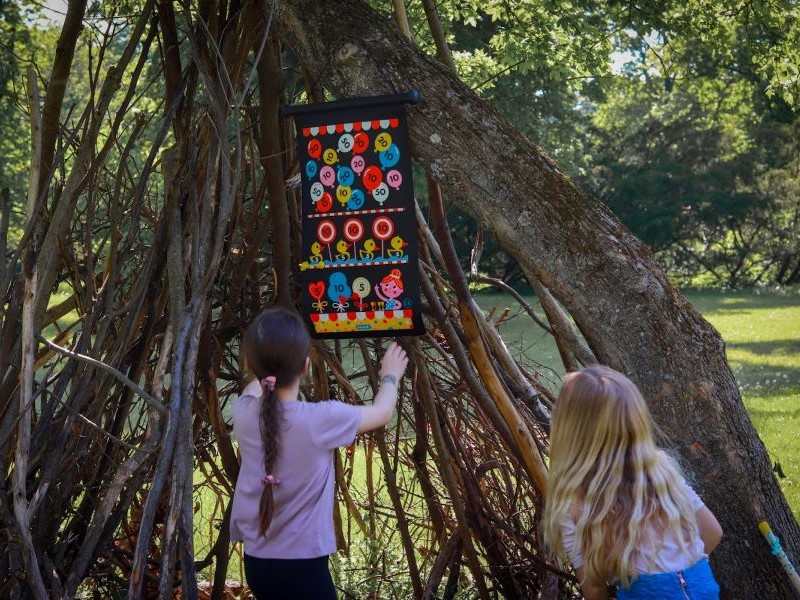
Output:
[283, 91, 425, 339]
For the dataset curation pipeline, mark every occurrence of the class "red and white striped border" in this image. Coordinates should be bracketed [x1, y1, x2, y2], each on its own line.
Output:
[307, 207, 407, 219]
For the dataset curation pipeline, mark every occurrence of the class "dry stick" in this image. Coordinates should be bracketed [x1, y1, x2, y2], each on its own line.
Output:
[423, 531, 462, 600]
[420, 0, 457, 71]
[418, 266, 521, 456]
[12, 65, 49, 600]
[63, 326, 173, 599]
[473, 274, 553, 335]
[522, 266, 597, 370]
[392, 0, 413, 40]
[411, 340, 491, 600]
[357, 340, 423, 599]
[257, 38, 293, 307]
[416, 217, 525, 460]
[427, 177, 549, 497]
[0, 189, 9, 297]
[38, 336, 165, 415]
[128, 192, 193, 598]
[417, 203, 552, 430]
[408, 373, 447, 542]
[443, 418, 527, 599]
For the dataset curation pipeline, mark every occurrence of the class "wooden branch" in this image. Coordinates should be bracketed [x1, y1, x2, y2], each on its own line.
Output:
[410, 341, 490, 600]
[427, 177, 549, 497]
[13, 65, 48, 599]
[37, 336, 165, 415]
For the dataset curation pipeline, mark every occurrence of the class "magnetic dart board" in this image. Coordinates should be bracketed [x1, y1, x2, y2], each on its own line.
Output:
[283, 92, 425, 339]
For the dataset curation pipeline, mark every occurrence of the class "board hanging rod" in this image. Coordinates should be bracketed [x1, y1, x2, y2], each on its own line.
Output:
[281, 90, 421, 118]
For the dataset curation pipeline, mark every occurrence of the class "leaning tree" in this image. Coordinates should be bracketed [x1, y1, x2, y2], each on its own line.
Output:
[1, 0, 797, 598]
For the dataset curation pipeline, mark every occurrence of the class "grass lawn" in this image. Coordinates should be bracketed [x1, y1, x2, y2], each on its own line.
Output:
[683, 289, 800, 520]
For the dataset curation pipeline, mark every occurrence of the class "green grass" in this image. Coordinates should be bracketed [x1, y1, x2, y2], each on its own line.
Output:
[683, 289, 800, 520]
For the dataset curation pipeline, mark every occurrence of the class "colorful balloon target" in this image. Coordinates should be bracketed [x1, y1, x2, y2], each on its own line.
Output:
[386, 169, 403, 190]
[320, 165, 336, 187]
[351, 155, 366, 174]
[305, 160, 318, 179]
[378, 143, 400, 168]
[372, 182, 390, 206]
[362, 165, 383, 192]
[307, 139, 322, 159]
[338, 134, 354, 153]
[310, 182, 324, 203]
[374, 132, 392, 152]
[353, 132, 369, 154]
[316, 192, 333, 213]
[323, 148, 339, 165]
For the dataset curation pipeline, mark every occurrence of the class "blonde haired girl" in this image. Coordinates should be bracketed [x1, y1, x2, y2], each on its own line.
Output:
[543, 366, 723, 599]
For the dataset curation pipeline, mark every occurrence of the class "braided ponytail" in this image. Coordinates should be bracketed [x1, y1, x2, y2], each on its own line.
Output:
[242, 308, 310, 536]
[258, 384, 281, 535]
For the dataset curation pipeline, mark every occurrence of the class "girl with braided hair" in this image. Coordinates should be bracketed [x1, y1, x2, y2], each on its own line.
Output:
[230, 307, 408, 599]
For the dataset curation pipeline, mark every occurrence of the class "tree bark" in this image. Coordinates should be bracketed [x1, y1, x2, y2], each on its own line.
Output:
[274, 1, 800, 597]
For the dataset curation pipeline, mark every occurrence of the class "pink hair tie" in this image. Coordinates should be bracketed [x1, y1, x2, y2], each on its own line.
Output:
[261, 376, 276, 391]
[262, 474, 280, 486]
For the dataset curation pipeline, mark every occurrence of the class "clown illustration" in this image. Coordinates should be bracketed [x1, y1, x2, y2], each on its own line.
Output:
[375, 269, 404, 310]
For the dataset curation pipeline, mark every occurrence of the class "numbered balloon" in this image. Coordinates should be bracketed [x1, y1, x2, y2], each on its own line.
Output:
[307, 139, 322, 160]
[372, 182, 390, 205]
[372, 215, 394, 240]
[316, 192, 333, 213]
[337, 166, 355, 187]
[378, 144, 400, 169]
[374, 132, 393, 152]
[362, 165, 383, 192]
[336, 185, 352, 204]
[323, 148, 338, 165]
[386, 169, 403, 190]
[310, 182, 325, 203]
[343, 218, 365, 243]
[350, 155, 366, 174]
[346, 189, 366, 210]
[352, 132, 369, 154]
[352, 277, 371, 299]
[319, 165, 336, 187]
[305, 160, 318, 179]
[337, 134, 354, 153]
[317, 220, 337, 244]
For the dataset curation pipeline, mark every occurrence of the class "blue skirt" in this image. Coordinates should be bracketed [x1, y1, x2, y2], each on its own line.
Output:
[615, 558, 720, 600]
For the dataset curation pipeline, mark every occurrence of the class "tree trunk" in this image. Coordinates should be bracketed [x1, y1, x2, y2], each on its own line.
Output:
[275, 1, 800, 597]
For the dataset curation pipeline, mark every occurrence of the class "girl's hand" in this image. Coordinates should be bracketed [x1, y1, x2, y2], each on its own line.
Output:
[379, 343, 408, 381]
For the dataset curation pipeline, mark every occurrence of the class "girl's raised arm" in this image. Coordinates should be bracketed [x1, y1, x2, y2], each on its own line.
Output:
[357, 343, 409, 433]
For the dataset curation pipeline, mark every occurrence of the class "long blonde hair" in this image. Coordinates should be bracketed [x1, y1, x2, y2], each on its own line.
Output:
[542, 366, 699, 588]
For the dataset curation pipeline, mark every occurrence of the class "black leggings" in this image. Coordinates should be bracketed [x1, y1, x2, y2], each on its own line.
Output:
[243, 554, 337, 600]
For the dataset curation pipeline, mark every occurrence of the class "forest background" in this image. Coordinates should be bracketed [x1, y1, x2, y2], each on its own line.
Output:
[1, 0, 799, 598]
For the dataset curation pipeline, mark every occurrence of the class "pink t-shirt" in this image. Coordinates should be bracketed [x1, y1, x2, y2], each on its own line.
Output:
[230, 379, 361, 559]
